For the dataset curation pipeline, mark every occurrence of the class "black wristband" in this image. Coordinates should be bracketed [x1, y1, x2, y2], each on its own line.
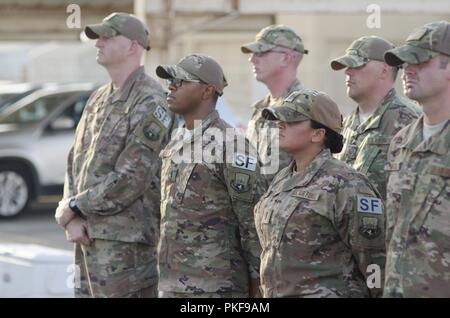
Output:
[69, 197, 83, 217]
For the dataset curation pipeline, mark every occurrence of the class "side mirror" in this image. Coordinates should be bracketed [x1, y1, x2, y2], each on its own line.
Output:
[49, 117, 75, 130]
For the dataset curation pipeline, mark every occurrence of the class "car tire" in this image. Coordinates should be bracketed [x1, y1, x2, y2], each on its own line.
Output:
[0, 164, 32, 218]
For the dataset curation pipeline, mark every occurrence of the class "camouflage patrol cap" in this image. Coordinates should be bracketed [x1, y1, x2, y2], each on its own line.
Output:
[85, 12, 150, 51]
[331, 36, 395, 70]
[241, 25, 308, 54]
[156, 54, 228, 96]
[263, 89, 343, 134]
[385, 21, 450, 66]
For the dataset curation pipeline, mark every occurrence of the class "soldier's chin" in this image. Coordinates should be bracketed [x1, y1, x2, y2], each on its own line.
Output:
[96, 57, 107, 66]
[279, 141, 290, 153]
[167, 103, 187, 115]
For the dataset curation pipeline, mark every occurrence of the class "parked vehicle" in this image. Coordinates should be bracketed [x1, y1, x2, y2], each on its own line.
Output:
[0, 84, 97, 217]
[0, 83, 42, 113]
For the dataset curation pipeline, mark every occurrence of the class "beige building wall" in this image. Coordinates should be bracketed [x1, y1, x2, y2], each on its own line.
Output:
[164, 11, 450, 122]
[1, 0, 449, 122]
[163, 32, 267, 122]
[277, 13, 450, 116]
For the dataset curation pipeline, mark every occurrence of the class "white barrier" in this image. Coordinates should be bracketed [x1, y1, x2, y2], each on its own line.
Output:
[0, 244, 74, 298]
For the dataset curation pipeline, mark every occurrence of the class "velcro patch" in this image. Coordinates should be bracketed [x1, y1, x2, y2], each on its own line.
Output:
[428, 165, 450, 178]
[232, 153, 257, 171]
[357, 196, 383, 214]
[153, 105, 172, 129]
[292, 189, 320, 201]
[385, 162, 401, 171]
[367, 136, 391, 145]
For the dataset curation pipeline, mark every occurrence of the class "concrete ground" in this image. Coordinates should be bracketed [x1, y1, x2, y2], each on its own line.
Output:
[0, 202, 73, 251]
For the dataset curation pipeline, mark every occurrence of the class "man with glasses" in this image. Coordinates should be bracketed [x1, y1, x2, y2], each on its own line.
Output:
[330, 36, 421, 201]
[241, 25, 308, 184]
[55, 12, 175, 297]
[155, 54, 266, 298]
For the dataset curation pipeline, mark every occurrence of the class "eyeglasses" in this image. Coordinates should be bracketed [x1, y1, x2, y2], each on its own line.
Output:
[166, 78, 203, 89]
[252, 50, 288, 58]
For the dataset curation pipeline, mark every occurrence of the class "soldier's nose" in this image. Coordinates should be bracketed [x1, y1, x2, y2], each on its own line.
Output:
[403, 64, 416, 75]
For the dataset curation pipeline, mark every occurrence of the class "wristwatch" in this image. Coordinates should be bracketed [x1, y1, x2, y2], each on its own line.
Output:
[69, 197, 83, 217]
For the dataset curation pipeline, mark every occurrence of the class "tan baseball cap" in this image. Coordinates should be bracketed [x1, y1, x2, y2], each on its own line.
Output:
[385, 21, 450, 66]
[331, 36, 395, 70]
[241, 25, 308, 54]
[156, 54, 228, 96]
[85, 12, 150, 51]
[262, 89, 343, 134]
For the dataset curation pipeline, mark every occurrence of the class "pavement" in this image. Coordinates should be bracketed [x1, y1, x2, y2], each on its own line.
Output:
[0, 202, 73, 251]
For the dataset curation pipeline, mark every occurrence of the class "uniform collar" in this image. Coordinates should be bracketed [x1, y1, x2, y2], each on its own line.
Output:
[280, 149, 332, 192]
[110, 66, 145, 103]
[168, 110, 220, 154]
[400, 115, 450, 155]
[349, 88, 397, 133]
[253, 78, 303, 110]
[189, 109, 220, 140]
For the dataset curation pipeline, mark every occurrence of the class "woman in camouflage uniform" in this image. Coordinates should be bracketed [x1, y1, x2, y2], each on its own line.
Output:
[254, 90, 385, 298]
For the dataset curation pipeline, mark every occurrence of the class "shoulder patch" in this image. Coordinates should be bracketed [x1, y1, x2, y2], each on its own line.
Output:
[232, 153, 257, 172]
[359, 216, 382, 239]
[143, 122, 161, 141]
[230, 172, 251, 193]
[357, 195, 383, 214]
[153, 105, 172, 129]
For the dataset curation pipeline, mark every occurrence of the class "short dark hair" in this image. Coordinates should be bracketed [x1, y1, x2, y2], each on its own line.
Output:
[212, 92, 219, 105]
[310, 120, 344, 154]
[391, 66, 400, 81]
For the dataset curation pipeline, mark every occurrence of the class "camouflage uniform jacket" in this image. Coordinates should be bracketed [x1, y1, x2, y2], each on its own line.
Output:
[336, 89, 421, 200]
[246, 79, 303, 185]
[64, 66, 175, 244]
[254, 149, 385, 297]
[158, 110, 265, 295]
[384, 117, 450, 297]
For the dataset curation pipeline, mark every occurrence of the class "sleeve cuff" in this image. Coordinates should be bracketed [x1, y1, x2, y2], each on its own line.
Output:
[74, 190, 90, 216]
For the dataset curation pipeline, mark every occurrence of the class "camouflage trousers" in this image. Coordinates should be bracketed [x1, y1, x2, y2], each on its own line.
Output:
[159, 291, 248, 298]
[74, 239, 158, 298]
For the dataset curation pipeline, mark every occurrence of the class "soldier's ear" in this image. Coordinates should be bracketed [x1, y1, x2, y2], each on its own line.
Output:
[311, 127, 326, 144]
[202, 84, 216, 101]
[129, 40, 141, 56]
[380, 62, 392, 80]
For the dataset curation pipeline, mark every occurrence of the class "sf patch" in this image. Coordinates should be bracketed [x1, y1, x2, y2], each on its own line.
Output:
[359, 216, 381, 239]
[232, 153, 257, 172]
[153, 105, 172, 129]
[230, 172, 251, 193]
[357, 196, 383, 214]
[143, 122, 161, 141]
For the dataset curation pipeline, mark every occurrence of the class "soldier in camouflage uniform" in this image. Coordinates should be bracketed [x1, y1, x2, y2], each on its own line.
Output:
[55, 12, 175, 297]
[382, 21, 450, 297]
[254, 90, 385, 297]
[155, 54, 266, 298]
[330, 36, 421, 200]
[241, 25, 309, 184]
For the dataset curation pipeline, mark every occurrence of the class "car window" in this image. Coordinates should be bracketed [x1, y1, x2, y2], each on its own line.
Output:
[0, 93, 18, 106]
[49, 94, 90, 130]
[0, 92, 75, 124]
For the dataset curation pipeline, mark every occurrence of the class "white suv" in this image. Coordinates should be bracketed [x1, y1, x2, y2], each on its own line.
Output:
[0, 84, 96, 217]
